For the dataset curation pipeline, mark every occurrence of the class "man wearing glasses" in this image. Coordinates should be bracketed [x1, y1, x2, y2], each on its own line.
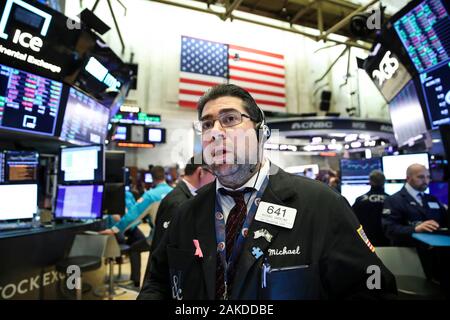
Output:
[139, 84, 396, 300]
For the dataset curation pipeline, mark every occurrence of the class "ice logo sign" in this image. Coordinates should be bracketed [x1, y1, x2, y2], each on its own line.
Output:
[0, 0, 52, 52]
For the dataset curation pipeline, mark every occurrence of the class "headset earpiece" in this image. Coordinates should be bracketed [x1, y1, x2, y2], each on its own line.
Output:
[255, 106, 271, 141]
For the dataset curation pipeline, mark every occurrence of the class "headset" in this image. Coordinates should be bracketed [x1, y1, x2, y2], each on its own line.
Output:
[254, 105, 271, 141]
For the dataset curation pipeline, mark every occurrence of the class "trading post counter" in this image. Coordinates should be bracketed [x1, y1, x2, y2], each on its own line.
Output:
[0, 221, 107, 300]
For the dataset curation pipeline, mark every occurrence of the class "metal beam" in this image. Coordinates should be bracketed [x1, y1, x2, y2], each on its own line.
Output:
[314, 46, 349, 83]
[148, 0, 372, 50]
[106, 0, 126, 54]
[317, 0, 324, 37]
[290, 0, 316, 24]
[322, 0, 359, 10]
[222, 0, 244, 21]
[319, 0, 379, 40]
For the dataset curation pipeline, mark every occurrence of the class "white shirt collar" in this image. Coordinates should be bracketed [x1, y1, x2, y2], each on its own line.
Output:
[405, 183, 423, 200]
[182, 179, 197, 196]
[216, 160, 270, 193]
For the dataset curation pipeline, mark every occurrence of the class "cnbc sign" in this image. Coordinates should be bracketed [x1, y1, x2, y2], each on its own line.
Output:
[0, 0, 62, 73]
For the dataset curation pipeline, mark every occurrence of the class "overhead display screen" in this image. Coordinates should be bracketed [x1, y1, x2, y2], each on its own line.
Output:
[59, 87, 109, 145]
[389, 80, 428, 146]
[0, 63, 62, 135]
[393, 0, 450, 73]
[419, 62, 450, 128]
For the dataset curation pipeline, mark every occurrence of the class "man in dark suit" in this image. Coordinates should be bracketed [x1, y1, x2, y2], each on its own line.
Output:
[382, 163, 448, 246]
[352, 170, 389, 246]
[138, 84, 396, 300]
[150, 157, 215, 253]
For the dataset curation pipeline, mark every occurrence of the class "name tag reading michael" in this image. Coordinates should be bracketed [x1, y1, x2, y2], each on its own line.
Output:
[255, 202, 297, 229]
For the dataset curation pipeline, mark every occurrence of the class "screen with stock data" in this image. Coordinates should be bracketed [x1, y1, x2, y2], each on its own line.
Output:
[3, 151, 39, 183]
[420, 62, 450, 128]
[340, 158, 382, 183]
[393, 0, 450, 73]
[59, 87, 109, 145]
[0, 64, 62, 136]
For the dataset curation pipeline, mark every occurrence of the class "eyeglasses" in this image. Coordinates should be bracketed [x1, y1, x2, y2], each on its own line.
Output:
[194, 110, 253, 134]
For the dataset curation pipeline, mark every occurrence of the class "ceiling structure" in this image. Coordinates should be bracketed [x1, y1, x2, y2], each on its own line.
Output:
[148, 0, 410, 50]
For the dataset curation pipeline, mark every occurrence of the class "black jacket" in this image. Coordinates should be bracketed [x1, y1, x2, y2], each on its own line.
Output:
[150, 180, 194, 253]
[138, 166, 397, 300]
[352, 188, 389, 246]
[382, 186, 448, 246]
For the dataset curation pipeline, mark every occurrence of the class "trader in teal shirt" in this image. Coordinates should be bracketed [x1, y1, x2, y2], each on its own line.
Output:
[100, 166, 173, 287]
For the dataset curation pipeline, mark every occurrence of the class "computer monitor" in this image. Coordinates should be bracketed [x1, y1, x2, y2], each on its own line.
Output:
[3, 150, 39, 183]
[0, 184, 37, 221]
[341, 184, 371, 206]
[105, 151, 125, 183]
[102, 183, 125, 216]
[384, 183, 405, 196]
[419, 62, 450, 129]
[388, 80, 428, 147]
[54, 185, 103, 220]
[59, 145, 104, 184]
[144, 173, 153, 183]
[384, 182, 432, 196]
[392, 0, 450, 73]
[382, 153, 429, 180]
[340, 158, 382, 183]
[112, 125, 128, 141]
[0, 64, 63, 136]
[59, 87, 110, 145]
[429, 181, 449, 205]
[147, 128, 166, 143]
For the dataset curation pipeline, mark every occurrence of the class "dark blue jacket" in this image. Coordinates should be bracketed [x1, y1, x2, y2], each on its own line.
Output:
[139, 165, 397, 300]
[352, 187, 389, 246]
[382, 186, 448, 246]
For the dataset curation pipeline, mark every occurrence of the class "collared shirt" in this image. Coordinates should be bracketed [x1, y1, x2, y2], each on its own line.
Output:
[216, 160, 270, 223]
[405, 183, 424, 206]
[183, 179, 197, 196]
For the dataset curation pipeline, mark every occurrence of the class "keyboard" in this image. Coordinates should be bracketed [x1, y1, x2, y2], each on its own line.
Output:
[0, 222, 33, 231]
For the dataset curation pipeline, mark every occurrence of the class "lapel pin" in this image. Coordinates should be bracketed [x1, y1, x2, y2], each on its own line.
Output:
[193, 239, 203, 258]
[254, 228, 273, 242]
[251, 247, 264, 259]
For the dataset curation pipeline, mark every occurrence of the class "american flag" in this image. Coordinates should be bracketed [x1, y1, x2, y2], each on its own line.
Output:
[179, 36, 286, 112]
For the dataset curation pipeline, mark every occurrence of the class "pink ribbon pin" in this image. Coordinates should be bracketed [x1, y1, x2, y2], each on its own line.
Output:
[193, 239, 203, 258]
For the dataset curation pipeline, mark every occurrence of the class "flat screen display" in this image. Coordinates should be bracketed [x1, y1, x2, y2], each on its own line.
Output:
[389, 80, 428, 146]
[0, 64, 62, 135]
[147, 128, 165, 143]
[420, 62, 450, 128]
[429, 181, 448, 205]
[341, 184, 371, 206]
[59, 145, 103, 183]
[393, 0, 450, 73]
[340, 158, 382, 183]
[3, 150, 39, 183]
[384, 183, 405, 195]
[54, 184, 103, 219]
[382, 153, 429, 180]
[59, 87, 109, 145]
[0, 184, 37, 220]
